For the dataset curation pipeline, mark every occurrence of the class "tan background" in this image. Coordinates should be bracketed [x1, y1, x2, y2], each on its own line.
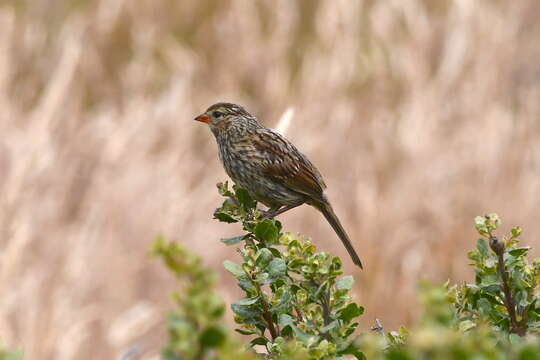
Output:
[1, 0, 540, 359]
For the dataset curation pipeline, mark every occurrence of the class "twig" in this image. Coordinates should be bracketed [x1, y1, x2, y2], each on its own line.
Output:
[371, 318, 388, 343]
[260, 293, 278, 340]
[489, 234, 526, 336]
[319, 289, 332, 340]
[321, 290, 331, 327]
[243, 246, 279, 341]
[294, 305, 304, 322]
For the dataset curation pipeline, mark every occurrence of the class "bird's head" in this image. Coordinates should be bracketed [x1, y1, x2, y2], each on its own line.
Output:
[194, 102, 260, 135]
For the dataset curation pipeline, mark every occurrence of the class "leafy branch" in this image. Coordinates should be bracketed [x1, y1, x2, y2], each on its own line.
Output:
[489, 232, 525, 336]
[450, 214, 539, 337]
[216, 182, 365, 359]
[152, 183, 540, 359]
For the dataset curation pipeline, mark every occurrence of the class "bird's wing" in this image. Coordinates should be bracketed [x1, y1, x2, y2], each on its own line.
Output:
[250, 128, 327, 201]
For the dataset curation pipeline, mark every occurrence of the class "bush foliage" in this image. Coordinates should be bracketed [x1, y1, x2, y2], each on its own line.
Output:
[0, 345, 22, 360]
[152, 184, 540, 359]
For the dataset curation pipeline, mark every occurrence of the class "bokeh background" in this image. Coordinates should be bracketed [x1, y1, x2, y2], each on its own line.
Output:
[1, 0, 540, 358]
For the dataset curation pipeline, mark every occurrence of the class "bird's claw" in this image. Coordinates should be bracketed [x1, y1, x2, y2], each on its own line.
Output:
[260, 210, 277, 219]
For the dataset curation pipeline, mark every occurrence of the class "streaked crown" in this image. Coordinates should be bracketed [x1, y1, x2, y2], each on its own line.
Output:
[205, 102, 252, 118]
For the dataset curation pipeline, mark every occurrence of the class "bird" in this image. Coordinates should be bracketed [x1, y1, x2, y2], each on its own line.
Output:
[194, 102, 363, 268]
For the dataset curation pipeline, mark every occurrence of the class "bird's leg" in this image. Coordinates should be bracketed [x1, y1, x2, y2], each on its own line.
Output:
[261, 202, 304, 219]
[260, 205, 280, 219]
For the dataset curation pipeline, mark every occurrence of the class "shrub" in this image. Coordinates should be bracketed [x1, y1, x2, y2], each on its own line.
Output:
[152, 185, 540, 359]
[450, 214, 540, 336]
[0, 345, 22, 360]
[151, 236, 255, 360]
[215, 182, 364, 359]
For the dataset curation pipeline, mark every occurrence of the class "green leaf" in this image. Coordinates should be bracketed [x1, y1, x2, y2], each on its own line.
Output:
[484, 256, 497, 268]
[398, 325, 409, 338]
[231, 303, 260, 320]
[344, 322, 359, 337]
[254, 219, 279, 243]
[162, 348, 180, 360]
[338, 342, 365, 360]
[509, 333, 522, 345]
[269, 248, 282, 258]
[459, 320, 476, 332]
[255, 272, 269, 283]
[236, 187, 257, 210]
[223, 260, 244, 278]
[150, 235, 166, 254]
[291, 324, 319, 344]
[467, 250, 480, 262]
[511, 226, 522, 238]
[217, 181, 233, 197]
[199, 326, 226, 347]
[220, 235, 245, 245]
[166, 314, 189, 331]
[278, 313, 293, 326]
[236, 297, 259, 306]
[214, 211, 238, 223]
[477, 298, 493, 314]
[485, 213, 501, 230]
[388, 331, 399, 342]
[477, 238, 489, 257]
[336, 275, 354, 290]
[509, 247, 529, 257]
[321, 320, 339, 333]
[475, 216, 488, 235]
[271, 289, 293, 314]
[237, 277, 256, 292]
[268, 258, 287, 279]
[338, 303, 364, 322]
[256, 248, 273, 269]
[235, 328, 256, 335]
[249, 337, 268, 346]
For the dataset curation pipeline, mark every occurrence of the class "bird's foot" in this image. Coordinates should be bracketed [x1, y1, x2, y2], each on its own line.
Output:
[260, 210, 278, 219]
[260, 202, 304, 219]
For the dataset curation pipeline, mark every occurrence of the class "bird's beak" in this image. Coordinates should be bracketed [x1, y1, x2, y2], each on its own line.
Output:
[194, 113, 210, 123]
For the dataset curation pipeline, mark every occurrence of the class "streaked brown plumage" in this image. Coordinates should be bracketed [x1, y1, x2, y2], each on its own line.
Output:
[195, 102, 363, 268]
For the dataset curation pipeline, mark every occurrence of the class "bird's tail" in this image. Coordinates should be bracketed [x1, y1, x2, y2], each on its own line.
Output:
[315, 201, 363, 269]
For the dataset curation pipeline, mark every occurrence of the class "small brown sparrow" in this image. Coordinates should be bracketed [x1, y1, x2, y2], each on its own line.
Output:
[195, 103, 362, 268]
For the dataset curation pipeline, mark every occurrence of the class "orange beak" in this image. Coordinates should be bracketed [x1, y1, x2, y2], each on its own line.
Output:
[194, 113, 210, 123]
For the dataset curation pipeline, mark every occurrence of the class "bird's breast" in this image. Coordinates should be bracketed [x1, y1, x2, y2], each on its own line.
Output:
[218, 139, 258, 182]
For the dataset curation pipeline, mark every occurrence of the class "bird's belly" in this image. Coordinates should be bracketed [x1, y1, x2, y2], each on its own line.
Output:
[235, 176, 303, 208]
[221, 153, 304, 207]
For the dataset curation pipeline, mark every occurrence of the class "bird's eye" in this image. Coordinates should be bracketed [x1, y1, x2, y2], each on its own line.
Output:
[212, 111, 223, 118]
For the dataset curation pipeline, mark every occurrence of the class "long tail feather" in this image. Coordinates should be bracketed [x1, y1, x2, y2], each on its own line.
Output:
[316, 201, 363, 269]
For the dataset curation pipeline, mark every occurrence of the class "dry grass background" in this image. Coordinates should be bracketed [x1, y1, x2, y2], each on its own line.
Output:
[1, 0, 540, 358]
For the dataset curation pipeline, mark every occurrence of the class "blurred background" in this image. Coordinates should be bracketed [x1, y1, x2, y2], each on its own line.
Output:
[1, 0, 540, 358]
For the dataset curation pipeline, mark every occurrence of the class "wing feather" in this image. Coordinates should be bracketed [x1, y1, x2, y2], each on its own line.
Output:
[250, 129, 326, 202]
